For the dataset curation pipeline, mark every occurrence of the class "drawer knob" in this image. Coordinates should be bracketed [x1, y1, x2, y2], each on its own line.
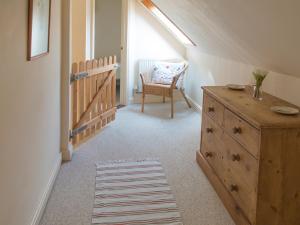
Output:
[208, 107, 215, 112]
[232, 154, 241, 162]
[205, 152, 213, 158]
[233, 127, 242, 134]
[230, 184, 239, 192]
[206, 128, 213, 133]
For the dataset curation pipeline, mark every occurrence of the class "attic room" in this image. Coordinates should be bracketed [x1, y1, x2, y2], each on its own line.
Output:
[0, 0, 299, 225]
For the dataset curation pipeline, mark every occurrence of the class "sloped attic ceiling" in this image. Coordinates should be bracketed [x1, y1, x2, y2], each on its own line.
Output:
[152, 0, 300, 77]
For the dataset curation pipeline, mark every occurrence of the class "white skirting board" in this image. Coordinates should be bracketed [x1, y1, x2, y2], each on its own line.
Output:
[185, 95, 202, 113]
[30, 153, 62, 225]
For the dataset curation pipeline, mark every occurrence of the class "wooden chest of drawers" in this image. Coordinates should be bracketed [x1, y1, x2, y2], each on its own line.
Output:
[196, 86, 300, 225]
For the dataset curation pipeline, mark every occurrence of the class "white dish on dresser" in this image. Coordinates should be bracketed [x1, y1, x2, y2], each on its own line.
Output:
[270, 106, 299, 115]
[226, 84, 246, 90]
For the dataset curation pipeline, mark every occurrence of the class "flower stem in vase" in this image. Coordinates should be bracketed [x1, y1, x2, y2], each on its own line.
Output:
[252, 69, 268, 100]
[253, 85, 263, 100]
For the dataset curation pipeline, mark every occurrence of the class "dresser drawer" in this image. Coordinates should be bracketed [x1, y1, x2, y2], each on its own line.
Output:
[224, 109, 260, 158]
[201, 112, 223, 141]
[203, 93, 224, 126]
[201, 139, 225, 188]
[221, 133, 258, 224]
[221, 132, 258, 196]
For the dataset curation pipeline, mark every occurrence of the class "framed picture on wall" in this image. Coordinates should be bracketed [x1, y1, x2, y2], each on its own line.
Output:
[27, 0, 51, 61]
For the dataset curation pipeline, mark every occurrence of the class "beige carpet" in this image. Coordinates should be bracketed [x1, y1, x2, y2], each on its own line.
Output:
[39, 102, 234, 225]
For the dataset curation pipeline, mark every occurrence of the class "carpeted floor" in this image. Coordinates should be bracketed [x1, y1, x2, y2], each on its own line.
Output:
[39, 102, 234, 225]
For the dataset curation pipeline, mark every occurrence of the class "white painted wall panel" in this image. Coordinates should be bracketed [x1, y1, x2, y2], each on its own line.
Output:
[0, 0, 62, 225]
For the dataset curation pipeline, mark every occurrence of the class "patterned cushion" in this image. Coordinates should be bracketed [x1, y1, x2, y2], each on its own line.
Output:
[151, 62, 185, 85]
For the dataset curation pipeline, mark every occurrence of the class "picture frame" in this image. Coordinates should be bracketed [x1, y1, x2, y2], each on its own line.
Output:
[27, 0, 52, 61]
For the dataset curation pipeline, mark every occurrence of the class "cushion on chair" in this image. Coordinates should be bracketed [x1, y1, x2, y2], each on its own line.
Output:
[151, 62, 185, 85]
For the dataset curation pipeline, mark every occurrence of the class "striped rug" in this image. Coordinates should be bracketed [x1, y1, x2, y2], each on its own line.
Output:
[93, 159, 183, 225]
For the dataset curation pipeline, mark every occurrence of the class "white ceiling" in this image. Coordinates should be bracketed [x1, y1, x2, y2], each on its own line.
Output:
[153, 0, 300, 77]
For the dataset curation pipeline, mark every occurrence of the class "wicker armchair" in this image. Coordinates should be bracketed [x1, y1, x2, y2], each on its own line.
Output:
[140, 62, 191, 118]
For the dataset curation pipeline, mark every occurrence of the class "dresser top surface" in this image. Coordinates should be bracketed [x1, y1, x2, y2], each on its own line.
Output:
[203, 86, 300, 129]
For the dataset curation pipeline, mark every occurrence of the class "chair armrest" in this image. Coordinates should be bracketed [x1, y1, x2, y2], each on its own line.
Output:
[171, 74, 181, 89]
[170, 62, 189, 88]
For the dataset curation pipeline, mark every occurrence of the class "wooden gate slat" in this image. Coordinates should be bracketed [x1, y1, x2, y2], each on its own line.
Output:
[90, 59, 98, 134]
[102, 57, 108, 127]
[111, 56, 117, 121]
[97, 58, 104, 130]
[107, 56, 113, 123]
[78, 61, 86, 141]
[85, 60, 93, 136]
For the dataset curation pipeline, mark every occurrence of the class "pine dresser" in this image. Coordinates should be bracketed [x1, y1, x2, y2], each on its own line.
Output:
[196, 86, 300, 225]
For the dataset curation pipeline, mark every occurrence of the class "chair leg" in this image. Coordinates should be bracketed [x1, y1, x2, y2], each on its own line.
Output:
[180, 88, 192, 108]
[171, 95, 174, 118]
[141, 93, 145, 112]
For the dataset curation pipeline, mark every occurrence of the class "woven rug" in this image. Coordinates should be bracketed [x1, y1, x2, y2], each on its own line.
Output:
[93, 159, 183, 225]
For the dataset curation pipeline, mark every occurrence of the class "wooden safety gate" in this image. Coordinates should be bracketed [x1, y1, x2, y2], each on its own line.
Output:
[70, 56, 119, 146]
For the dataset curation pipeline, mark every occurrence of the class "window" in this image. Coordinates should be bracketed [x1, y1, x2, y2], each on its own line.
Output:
[141, 0, 196, 46]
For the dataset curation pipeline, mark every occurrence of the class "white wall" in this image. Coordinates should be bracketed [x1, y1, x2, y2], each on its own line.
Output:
[94, 0, 121, 58]
[185, 48, 300, 108]
[0, 0, 62, 225]
[86, 0, 95, 60]
[95, 0, 122, 78]
[129, 0, 186, 96]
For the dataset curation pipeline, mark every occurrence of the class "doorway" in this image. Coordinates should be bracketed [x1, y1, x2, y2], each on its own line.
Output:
[71, 0, 125, 106]
[94, 0, 122, 106]
[60, 0, 129, 160]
